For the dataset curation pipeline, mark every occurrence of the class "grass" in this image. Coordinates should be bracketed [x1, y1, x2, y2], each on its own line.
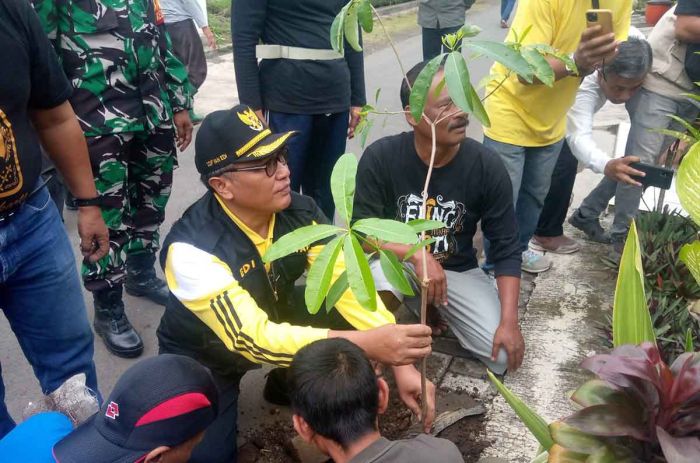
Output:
[206, 0, 418, 49]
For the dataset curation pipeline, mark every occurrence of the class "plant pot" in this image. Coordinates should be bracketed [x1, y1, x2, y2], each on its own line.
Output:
[646, 0, 674, 27]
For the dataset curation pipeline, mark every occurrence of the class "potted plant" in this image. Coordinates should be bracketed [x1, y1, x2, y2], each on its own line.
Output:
[646, 0, 675, 27]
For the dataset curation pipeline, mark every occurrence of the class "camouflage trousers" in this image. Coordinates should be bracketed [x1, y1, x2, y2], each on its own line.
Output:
[82, 129, 176, 292]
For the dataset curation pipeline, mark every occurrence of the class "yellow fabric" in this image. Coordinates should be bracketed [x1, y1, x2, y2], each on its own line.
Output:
[215, 194, 275, 271]
[165, 243, 328, 366]
[307, 245, 396, 330]
[483, 0, 632, 146]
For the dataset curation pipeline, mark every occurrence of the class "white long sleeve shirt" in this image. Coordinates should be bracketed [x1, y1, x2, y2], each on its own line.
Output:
[565, 72, 610, 174]
[160, 0, 208, 28]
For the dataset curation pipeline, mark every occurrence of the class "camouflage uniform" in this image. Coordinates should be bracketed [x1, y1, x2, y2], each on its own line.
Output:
[32, 0, 192, 290]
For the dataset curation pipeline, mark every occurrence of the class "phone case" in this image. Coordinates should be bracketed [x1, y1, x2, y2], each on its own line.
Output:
[586, 9, 613, 36]
[630, 162, 674, 190]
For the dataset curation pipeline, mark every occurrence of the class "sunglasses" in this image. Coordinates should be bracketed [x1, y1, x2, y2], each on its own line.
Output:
[225, 148, 288, 177]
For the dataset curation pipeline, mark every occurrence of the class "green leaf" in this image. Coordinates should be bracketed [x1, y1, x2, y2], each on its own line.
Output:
[331, 153, 358, 226]
[676, 141, 700, 227]
[585, 445, 632, 463]
[487, 370, 555, 450]
[406, 218, 445, 233]
[409, 53, 444, 122]
[654, 128, 696, 144]
[680, 241, 700, 287]
[432, 76, 447, 99]
[444, 51, 474, 115]
[518, 25, 533, 43]
[357, 0, 373, 33]
[305, 235, 346, 314]
[549, 421, 605, 455]
[570, 380, 629, 408]
[379, 250, 414, 296]
[521, 47, 554, 87]
[344, 233, 376, 311]
[358, 118, 373, 149]
[330, 5, 347, 54]
[686, 327, 694, 353]
[344, 3, 361, 52]
[263, 224, 343, 262]
[547, 445, 589, 462]
[326, 271, 349, 312]
[374, 87, 381, 103]
[464, 40, 533, 83]
[468, 83, 490, 126]
[403, 238, 436, 261]
[564, 404, 646, 441]
[460, 24, 482, 38]
[668, 114, 700, 141]
[353, 218, 418, 244]
[533, 44, 577, 75]
[612, 220, 656, 347]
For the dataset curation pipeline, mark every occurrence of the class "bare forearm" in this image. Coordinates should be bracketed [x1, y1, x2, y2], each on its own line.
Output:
[496, 275, 520, 326]
[676, 16, 700, 43]
[31, 102, 97, 199]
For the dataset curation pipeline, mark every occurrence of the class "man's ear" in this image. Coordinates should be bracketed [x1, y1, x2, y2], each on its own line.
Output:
[404, 105, 419, 128]
[143, 446, 170, 462]
[292, 414, 315, 444]
[377, 377, 390, 415]
[207, 176, 234, 200]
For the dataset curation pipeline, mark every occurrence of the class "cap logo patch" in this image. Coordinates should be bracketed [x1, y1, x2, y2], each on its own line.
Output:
[105, 401, 120, 420]
[237, 108, 263, 132]
[206, 153, 228, 167]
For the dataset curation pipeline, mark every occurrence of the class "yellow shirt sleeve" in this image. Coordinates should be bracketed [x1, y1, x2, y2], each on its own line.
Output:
[307, 245, 396, 330]
[165, 242, 329, 367]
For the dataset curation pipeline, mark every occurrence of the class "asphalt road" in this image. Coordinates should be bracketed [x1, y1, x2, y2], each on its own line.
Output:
[0, 0, 507, 436]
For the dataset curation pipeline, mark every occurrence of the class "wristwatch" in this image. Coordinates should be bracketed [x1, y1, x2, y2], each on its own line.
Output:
[73, 196, 102, 207]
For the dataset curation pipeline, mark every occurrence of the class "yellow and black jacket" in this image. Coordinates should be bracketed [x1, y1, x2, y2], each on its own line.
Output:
[157, 191, 394, 379]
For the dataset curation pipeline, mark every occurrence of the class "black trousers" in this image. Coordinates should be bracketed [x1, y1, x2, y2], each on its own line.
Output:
[421, 25, 463, 60]
[166, 19, 207, 90]
[534, 140, 579, 237]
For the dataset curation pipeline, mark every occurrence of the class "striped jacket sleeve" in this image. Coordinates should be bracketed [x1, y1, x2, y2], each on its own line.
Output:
[164, 242, 328, 366]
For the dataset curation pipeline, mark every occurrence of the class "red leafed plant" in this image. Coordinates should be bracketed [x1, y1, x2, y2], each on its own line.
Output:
[559, 342, 700, 462]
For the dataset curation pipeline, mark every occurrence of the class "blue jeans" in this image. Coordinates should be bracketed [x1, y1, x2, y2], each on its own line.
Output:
[0, 186, 98, 438]
[268, 111, 350, 220]
[483, 136, 564, 256]
[501, 0, 516, 21]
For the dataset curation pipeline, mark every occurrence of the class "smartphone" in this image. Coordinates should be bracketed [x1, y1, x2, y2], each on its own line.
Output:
[629, 162, 674, 190]
[586, 9, 614, 36]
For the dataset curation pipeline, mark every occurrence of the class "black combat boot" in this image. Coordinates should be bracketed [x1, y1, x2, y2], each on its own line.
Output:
[124, 252, 170, 306]
[93, 285, 143, 358]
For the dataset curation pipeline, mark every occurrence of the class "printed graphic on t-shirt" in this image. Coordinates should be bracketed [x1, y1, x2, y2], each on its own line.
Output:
[397, 193, 466, 262]
[0, 109, 23, 201]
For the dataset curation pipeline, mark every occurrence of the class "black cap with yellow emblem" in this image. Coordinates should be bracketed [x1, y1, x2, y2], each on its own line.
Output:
[195, 105, 295, 176]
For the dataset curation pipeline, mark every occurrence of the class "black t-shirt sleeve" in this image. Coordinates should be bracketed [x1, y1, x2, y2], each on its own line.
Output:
[22, 0, 71, 109]
[676, 0, 700, 15]
[232, 0, 267, 110]
[478, 148, 522, 278]
[353, 142, 389, 222]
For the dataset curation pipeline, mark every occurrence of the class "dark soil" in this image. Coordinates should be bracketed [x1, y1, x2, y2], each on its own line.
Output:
[239, 355, 491, 462]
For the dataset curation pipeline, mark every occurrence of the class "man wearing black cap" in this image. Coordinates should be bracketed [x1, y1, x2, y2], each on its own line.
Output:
[157, 104, 436, 462]
[0, 354, 218, 463]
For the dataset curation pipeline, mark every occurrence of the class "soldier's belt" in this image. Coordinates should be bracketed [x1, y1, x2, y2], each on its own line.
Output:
[255, 44, 343, 61]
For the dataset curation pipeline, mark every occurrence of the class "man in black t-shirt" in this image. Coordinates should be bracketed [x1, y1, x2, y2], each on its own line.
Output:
[676, 0, 700, 81]
[0, 0, 109, 438]
[353, 61, 524, 374]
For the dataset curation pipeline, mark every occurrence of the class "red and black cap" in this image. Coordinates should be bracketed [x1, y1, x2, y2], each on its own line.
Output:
[195, 104, 296, 176]
[53, 354, 218, 463]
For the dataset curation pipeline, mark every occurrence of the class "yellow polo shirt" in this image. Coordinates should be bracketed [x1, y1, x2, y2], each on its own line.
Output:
[483, 0, 632, 147]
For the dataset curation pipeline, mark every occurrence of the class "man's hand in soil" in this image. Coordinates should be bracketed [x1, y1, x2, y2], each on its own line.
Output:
[393, 364, 436, 433]
[491, 321, 525, 372]
[78, 205, 110, 262]
[347, 106, 362, 139]
[412, 251, 448, 307]
[335, 324, 432, 366]
[604, 156, 645, 186]
[173, 110, 193, 150]
[574, 25, 618, 76]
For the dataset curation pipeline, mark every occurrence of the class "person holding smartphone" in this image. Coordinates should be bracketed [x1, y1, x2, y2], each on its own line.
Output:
[481, 1, 632, 274]
[531, 35, 653, 255]
[571, 5, 700, 257]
